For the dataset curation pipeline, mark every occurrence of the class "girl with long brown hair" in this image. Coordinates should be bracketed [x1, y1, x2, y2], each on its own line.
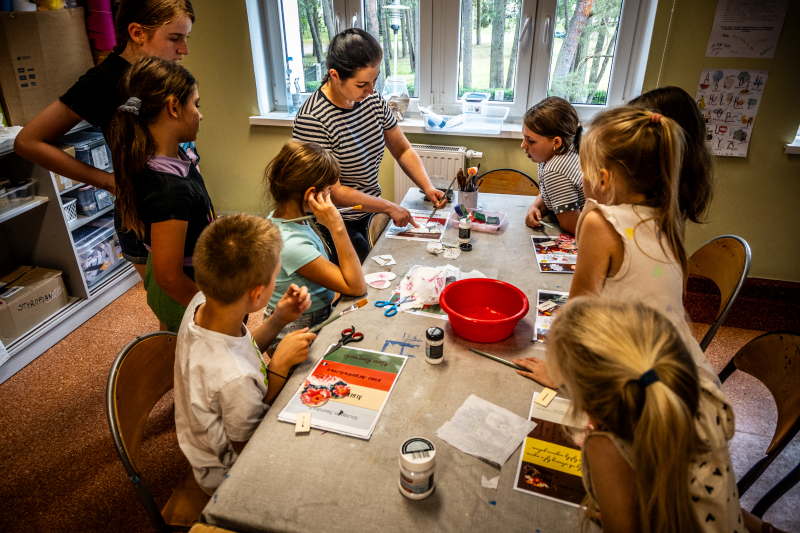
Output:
[544, 298, 774, 533]
[15, 0, 196, 280]
[263, 140, 367, 338]
[514, 106, 716, 388]
[107, 56, 212, 332]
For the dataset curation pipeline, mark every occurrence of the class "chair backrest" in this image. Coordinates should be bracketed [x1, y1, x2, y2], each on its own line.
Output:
[107, 332, 177, 475]
[733, 331, 800, 454]
[475, 169, 539, 196]
[368, 213, 391, 249]
[688, 235, 751, 351]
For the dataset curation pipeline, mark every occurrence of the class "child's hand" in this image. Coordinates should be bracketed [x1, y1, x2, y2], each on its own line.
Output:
[271, 328, 316, 372]
[513, 357, 559, 388]
[273, 284, 312, 325]
[525, 204, 543, 228]
[308, 192, 345, 231]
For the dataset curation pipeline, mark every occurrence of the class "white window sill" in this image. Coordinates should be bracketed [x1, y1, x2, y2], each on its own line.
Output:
[784, 141, 800, 155]
[249, 113, 524, 140]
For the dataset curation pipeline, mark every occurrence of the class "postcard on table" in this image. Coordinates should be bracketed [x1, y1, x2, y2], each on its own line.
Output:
[277, 345, 408, 440]
[385, 209, 451, 242]
[533, 289, 568, 343]
[513, 391, 588, 507]
[531, 235, 577, 273]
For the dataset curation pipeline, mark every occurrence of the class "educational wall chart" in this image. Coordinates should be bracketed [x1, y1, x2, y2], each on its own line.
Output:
[705, 0, 788, 58]
[695, 68, 769, 157]
[277, 345, 408, 440]
[514, 391, 588, 507]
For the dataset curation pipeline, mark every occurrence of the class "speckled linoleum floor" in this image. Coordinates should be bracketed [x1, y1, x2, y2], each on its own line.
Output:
[0, 282, 797, 532]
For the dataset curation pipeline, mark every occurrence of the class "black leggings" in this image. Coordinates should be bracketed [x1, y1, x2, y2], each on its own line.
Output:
[315, 216, 371, 265]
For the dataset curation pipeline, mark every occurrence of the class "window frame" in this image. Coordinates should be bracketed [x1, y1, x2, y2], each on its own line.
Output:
[249, 0, 655, 122]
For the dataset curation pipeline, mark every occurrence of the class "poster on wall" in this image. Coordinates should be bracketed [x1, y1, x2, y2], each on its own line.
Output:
[705, 0, 789, 58]
[695, 68, 769, 157]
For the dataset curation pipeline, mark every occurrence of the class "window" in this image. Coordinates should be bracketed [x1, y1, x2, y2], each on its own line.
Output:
[249, 0, 652, 120]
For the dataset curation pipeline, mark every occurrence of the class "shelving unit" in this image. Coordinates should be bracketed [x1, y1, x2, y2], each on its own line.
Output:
[0, 136, 139, 385]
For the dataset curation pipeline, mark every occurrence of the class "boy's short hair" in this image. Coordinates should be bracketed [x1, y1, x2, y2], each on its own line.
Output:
[194, 214, 283, 304]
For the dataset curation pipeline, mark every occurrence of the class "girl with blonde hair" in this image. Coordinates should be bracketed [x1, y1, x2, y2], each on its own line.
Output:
[515, 106, 715, 386]
[546, 298, 781, 533]
[263, 141, 367, 337]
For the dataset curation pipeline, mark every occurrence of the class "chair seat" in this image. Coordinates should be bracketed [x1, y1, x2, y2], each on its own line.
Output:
[162, 468, 211, 530]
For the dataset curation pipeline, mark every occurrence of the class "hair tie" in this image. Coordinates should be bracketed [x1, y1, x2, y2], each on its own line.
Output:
[651, 113, 663, 124]
[576, 121, 582, 129]
[638, 368, 660, 389]
[118, 97, 142, 116]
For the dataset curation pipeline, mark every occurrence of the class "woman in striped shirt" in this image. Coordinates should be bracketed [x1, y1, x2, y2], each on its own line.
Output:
[293, 29, 444, 263]
[521, 97, 585, 235]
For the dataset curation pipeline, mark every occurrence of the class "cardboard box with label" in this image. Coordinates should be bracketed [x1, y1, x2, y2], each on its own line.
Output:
[0, 267, 69, 339]
[0, 8, 94, 126]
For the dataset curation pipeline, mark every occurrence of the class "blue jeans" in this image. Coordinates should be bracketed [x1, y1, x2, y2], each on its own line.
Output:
[315, 216, 371, 265]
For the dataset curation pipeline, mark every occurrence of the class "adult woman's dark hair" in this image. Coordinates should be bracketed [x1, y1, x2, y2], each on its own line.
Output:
[113, 0, 196, 54]
[630, 86, 715, 224]
[322, 28, 383, 84]
[524, 96, 583, 155]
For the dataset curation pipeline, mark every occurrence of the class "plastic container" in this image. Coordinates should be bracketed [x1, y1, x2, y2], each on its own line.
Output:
[72, 215, 123, 286]
[64, 185, 99, 216]
[461, 92, 491, 116]
[422, 105, 510, 135]
[0, 188, 12, 210]
[59, 131, 112, 173]
[449, 209, 507, 233]
[62, 198, 77, 224]
[399, 437, 436, 499]
[13, 179, 37, 202]
[439, 279, 529, 342]
[425, 327, 445, 365]
[94, 188, 114, 211]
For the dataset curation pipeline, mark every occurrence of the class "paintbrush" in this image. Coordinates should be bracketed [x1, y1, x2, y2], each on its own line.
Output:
[282, 206, 362, 224]
[308, 298, 368, 333]
[426, 174, 458, 223]
[538, 220, 555, 229]
[470, 348, 528, 371]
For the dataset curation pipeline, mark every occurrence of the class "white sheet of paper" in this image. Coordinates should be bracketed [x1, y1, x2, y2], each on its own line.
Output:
[705, 0, 788, 58]
[481, 475, 500, 489]
[695, 68, 768, 157]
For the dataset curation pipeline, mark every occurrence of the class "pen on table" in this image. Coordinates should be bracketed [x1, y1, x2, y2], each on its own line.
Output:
[470, 348, 528, 371]
[427, 174, 459, 223]
[282, 206, 362, 224]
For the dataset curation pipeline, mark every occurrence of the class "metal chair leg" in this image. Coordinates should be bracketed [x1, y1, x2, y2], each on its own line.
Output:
[751, 460, 800, 518]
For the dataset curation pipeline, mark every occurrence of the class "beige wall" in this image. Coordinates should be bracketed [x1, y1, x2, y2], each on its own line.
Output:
[184, 0, 800, 281]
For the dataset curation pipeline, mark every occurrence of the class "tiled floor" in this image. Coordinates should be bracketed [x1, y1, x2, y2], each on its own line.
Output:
[0, 283, 797, 532]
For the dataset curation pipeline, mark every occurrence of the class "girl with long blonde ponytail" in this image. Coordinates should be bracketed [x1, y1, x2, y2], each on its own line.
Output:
[545, 298, 763, 533]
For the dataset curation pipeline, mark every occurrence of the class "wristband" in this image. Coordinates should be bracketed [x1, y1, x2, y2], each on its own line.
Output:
[267, 369, 288, 380]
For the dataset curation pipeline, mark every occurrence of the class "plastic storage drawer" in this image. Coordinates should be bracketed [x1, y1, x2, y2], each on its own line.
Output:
[59, 131, 113, 173]
[72, 214, 123, 286]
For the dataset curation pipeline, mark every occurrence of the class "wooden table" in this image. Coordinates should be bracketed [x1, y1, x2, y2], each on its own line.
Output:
[200, 190, 588, 532]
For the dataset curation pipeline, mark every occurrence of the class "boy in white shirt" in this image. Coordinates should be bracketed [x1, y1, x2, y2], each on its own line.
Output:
[174, 213, 317, 495]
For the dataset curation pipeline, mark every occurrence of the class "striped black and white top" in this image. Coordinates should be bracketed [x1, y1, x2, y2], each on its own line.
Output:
[293, 89, 397, 221]
[537, 150, 585, 214]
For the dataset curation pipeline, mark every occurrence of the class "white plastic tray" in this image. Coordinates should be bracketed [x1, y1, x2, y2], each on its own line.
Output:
[449, 208, 507, 233]
[424, 106, 511, 135]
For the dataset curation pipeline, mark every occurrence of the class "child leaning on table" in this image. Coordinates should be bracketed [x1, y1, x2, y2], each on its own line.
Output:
[515, 106, 716, 386]
[262, 141, 367, 339]
[174, 213, 317, 495]
[545, 298, 781, 533]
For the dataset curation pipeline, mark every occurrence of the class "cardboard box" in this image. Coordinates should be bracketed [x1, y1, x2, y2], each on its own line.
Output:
[0, 267, 69, 339]
[0, 265, 32, 289]
[0, 8, 94, 126]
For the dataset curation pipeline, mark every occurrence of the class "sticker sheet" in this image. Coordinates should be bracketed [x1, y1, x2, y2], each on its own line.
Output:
[533, 289, 569, 343]
[385, 209, 451, 242]
[531, 235, 577, 274]
[277, 345, 408, 440]
[695, 68, 769, 157]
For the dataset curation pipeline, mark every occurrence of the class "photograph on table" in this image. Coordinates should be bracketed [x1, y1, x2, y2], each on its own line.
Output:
[385, 209, 451, 242]
[531, 234, 577, 274]
[277, 345, 408, 440]
[533, 289, 569, 343]
[514, 391, 587, 507]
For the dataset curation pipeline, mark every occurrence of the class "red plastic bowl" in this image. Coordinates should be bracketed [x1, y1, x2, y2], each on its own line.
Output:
[439, 279, 529, 343]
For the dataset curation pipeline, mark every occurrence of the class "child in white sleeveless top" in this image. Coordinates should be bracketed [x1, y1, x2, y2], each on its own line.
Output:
[515, 107, 716, 386]
[545, 299, 778, 533]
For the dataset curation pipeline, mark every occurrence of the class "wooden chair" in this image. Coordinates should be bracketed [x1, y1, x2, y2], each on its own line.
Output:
[106, 332, 210, 533]
[687, 235, 751, 352]
[474, 168, 539, 196]
[367, 212, 391, 249]
[718, 332, 800, 517]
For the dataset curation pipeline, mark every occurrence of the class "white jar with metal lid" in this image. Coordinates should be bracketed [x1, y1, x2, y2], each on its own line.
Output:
[398, 437, 436, 499]
[425, 327, 445, 365]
